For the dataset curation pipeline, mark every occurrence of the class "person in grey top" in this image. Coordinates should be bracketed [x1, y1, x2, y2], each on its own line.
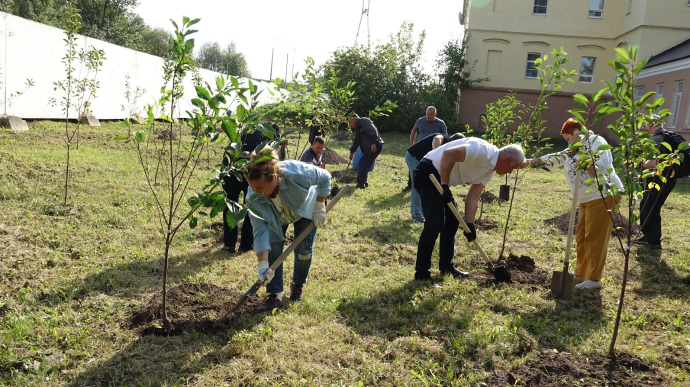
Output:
[403, 106, 448, 192]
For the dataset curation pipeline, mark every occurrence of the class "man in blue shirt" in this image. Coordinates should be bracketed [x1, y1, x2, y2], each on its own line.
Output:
[403, 106, 448, 192]
[300, 136, 326, 169]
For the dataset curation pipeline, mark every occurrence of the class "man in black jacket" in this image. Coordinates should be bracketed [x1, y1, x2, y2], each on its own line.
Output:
[636, 115, 689, 250]
[348, 114, 384, 189]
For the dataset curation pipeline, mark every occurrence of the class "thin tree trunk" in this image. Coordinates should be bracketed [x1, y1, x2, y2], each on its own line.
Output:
[64, 142, 70, 204]
[162, 236, 171, 327]
[609, 250, 630, 360]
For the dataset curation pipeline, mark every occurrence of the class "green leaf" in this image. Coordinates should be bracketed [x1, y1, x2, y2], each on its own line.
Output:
[593, 88, 607, 102]
[614, 47, 630, 64]
[569, 141, 584, 150]
[188, 18, 201, 27]
[189, 216, 198, 229]
[225, 207, 237, 230]
[113, 135, 129, 142]
[573, 93, 588, 107]
[216, 76, 225, 91]
[236, 104, 248, 122]
[195, 85, 212, 101]
[134, 131, 145, 143]
[191, 98, 205, 109]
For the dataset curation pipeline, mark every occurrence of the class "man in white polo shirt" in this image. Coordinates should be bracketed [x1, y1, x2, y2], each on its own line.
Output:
[412, 137, 525, 282]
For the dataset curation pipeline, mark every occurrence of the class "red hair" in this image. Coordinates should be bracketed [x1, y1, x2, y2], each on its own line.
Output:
[560, 119, 583, 135]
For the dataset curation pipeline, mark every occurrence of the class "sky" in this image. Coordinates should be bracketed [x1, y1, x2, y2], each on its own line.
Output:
[134, 0, 465, 81]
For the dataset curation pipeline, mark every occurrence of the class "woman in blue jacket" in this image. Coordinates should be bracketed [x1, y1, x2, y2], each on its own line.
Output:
[244, 146, 332, 311]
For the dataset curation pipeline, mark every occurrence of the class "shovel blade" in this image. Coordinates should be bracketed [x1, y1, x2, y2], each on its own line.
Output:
[550, 270, 574, 299]
[492, 264, 511, 283]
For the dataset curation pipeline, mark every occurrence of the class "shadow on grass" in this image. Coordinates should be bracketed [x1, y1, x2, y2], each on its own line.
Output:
[36, 245, 238, 307]
[337, 280, 605, 352]
[492, 290, 605, 350]
[65, 312, 266, 387]
[632, 248, 690, 300]
[336, 280, 477, 340]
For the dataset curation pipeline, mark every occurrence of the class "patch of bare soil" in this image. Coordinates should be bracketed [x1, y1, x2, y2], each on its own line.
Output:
[544, 210, 641, 238]
[480, 190, 502, 204]
[156, 129, 177, 140]
[128, 283, 263, 336]
[484, 351, 666, 386]
[330, 169, 357, 184]
[467, 254, 550, 288]
[329, 131, 350, 141]
[322, 146, 348, 165]
[475, 218, 497, 231]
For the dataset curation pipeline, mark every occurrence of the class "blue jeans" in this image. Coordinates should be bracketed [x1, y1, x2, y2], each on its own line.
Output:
[265, 217, 317, 294]
[405, 152, 424, 222]
[357, 143, 383, 186]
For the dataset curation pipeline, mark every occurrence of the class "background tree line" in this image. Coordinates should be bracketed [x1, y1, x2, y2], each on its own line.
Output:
[0, 0, 250, 75]
[265, 22, 482, 132]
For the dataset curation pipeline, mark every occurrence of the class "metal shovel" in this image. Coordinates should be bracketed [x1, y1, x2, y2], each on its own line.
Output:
[551, 169, 581, 299]
[429, 175, 511, 283]
[217, 184, 351, 322]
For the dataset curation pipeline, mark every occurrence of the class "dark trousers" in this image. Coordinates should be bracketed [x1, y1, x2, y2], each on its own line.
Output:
[640, 173, 676, 245]
[357, 143, 383, 186]
[222, 175, 254, 252]
[414, 160, 459, 277]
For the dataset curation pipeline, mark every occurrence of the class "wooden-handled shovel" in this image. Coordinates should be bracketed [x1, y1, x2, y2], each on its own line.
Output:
[429, 175, 511, 283]
[550, 169, 581, 299]
[217, 184, 351, 322]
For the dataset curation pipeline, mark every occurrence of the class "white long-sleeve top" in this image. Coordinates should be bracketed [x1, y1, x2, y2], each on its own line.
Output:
[540, 132, 623, 205]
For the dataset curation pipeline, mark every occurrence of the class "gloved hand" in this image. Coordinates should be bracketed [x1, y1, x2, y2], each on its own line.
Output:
[258, 261, 274, 283]
[463, 222, 477, 242]
[312, 201, 327, 227]
[441, 184, 453, 203]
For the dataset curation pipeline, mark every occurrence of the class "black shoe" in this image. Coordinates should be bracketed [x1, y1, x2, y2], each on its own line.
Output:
[257, 294, 285, 312]
[220, 245, 235, 253]
[364, 182, 369, 188]
[441, 267, 470, 279]
[356, 184, 367, 189]
[290, 282, 303, 302]
[414, 272, 435, 284]
[402, 185, 411, 192]
[633, 236, 649, 245]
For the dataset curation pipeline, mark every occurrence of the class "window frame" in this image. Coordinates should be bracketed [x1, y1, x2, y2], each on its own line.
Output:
[634, 86, 645, 102]
[525, 53, 540, 79]
[578, 57, 597, 83]
[533, 0, 548, 15]
[669, 80, 684, 129]
[589, 0, 605, 18]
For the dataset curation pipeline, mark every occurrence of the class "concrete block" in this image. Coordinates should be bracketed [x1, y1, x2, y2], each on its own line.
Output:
[79, 114, 101, 127]
[0, 115, 29, 130]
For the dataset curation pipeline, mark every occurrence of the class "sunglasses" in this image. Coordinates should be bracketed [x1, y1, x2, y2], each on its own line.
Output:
[245, 169, 275, 180]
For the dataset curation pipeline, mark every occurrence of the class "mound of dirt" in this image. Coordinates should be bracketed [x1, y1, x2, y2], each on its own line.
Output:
[322, 146, 348, 165]
[465, 253, 550, 288]
[484, 351, 666, 386]
[475, 218, 497, 231]
[128, 283, 263, 336]
[480, 191, 502, 204]
[544, 210, 641, 237]
[329, 131, 350, 141]
[330, 170, 357, 184]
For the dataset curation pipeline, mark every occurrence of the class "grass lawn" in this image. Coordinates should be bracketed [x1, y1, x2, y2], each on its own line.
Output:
[1, 121, 689, 386]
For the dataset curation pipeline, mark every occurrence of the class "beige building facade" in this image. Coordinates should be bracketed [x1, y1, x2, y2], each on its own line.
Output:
[459, 0, 690, 138]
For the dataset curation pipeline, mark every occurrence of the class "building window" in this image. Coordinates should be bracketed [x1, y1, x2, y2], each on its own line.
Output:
[579, 57, 596, 83]
[589, 0, 605, 18]
[533, 0, 548, 15]
[634, 86, 645, 101]
[525, 53, 540, 78]
[685, 98, 690, 128]
[669, 81, 683, 129]
[655, 83, 664, 100]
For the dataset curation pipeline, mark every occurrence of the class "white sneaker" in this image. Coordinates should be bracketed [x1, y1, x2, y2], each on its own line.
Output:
[573, 274, 584, 284]
[575, 279, 602, 290]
